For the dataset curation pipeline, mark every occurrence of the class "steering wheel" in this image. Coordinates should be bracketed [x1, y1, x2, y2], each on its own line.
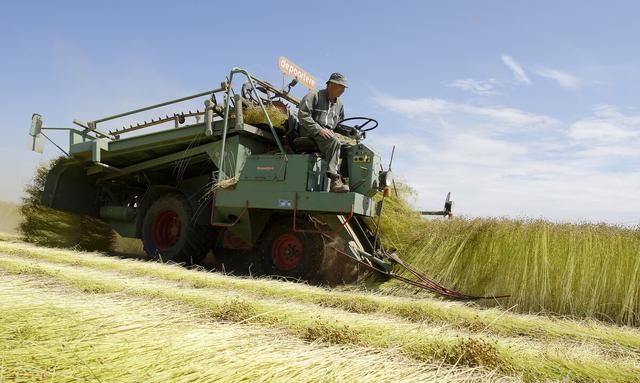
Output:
[337, 117, 378, 133]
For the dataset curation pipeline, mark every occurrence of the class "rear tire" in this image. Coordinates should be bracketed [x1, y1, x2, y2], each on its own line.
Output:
[260, 216, 323, 279]
[142, 193, 213, 264]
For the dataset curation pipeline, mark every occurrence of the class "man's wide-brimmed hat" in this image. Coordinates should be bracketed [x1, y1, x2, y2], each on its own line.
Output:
[327, 72, 348, 88]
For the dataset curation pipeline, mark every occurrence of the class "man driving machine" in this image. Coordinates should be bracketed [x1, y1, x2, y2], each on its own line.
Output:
[298, 72, 349, 193]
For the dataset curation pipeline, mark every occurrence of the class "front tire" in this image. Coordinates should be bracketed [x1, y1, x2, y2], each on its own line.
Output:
[142, 193, 212, 264]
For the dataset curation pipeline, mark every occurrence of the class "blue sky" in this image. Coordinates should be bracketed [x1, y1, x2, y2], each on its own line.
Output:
[2, 1, 640, 224]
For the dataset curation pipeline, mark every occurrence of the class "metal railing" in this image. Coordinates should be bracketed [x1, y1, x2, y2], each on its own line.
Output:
[216, 68, 288, 182]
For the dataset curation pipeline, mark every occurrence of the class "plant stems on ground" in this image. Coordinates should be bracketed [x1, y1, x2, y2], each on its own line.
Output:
[1, 243, 640, 382]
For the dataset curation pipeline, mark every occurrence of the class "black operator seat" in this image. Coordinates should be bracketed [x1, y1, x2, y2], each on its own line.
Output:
[287, 115, 320, 153]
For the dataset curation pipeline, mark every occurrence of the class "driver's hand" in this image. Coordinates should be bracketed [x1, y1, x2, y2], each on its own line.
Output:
[318, 128, 335, 139]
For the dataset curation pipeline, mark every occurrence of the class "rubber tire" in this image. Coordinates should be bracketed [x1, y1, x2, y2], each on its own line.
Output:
[142, 193, 213, 264]
[260, 216, 323, 279]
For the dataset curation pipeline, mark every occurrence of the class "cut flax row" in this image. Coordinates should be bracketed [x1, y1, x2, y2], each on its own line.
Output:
[1, 274, 510, 383]
[1, 240, 639, 351]
[2, 253, 640, 382]
[380, 189, 640, 326]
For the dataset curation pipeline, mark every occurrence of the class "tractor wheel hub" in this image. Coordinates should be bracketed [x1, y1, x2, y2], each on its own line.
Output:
[153, 210, 182, 249]
[271, 234, 303, 271]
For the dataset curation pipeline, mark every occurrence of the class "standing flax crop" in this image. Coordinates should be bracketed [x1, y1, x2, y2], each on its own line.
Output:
[379, 189, 640, 326]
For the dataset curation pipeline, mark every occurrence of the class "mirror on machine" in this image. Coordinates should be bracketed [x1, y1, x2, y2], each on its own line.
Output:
[30, 113, 43, 136]
[29, 113, 45, 153]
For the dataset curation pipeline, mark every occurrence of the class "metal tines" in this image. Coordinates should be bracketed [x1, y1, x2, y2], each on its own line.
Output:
[108, 110, 205, 136]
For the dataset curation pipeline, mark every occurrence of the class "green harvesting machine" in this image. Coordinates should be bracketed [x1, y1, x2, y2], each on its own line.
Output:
[29, 66, 475, 298]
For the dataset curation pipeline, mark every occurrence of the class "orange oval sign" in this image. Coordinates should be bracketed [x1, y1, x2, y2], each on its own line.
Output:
[278, 56, 316, 90]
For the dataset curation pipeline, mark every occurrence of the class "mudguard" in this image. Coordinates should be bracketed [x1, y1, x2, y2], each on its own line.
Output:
[42, 161, 100, 217]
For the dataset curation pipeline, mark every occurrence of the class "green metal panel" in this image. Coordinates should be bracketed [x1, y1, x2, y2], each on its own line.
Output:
[97, 142, 213, 181]
[215, 189, 375, 217]
[69, 138, 109, 163]
[207, 134, 272, 179]
[68, 121, 276, 179]
[213, 153, 376, 217]
[347, 143, 382, 197]
[105, 123, 213, 157]
[68, 141, 94, 161]
[240, 156, 287, 182]
[94, 120, 275, 167]
[69, 129, 96, 146]
[232, 154, 318, 192]
[298, 191, 374, 216]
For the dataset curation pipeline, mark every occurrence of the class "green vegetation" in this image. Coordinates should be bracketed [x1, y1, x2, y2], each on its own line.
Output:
[378, 190, 640, 326]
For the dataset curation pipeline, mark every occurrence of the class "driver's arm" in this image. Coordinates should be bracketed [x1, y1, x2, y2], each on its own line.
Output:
[333, 104, 357, 137]
[298, 91, 323, 136]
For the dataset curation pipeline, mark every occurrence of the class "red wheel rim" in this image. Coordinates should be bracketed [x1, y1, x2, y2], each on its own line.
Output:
[153, 210, 182, 249]
[271, 234, 303, 271]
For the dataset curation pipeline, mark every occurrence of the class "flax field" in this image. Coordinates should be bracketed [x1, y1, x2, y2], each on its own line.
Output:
[378, 191, 640, 326]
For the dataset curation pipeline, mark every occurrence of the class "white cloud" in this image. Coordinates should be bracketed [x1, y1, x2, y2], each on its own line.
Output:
[593, 104, 626, 119]
[438, 133, 528, 167]
[374, 98, 640, 225]
[501, 55, 531, 84]
[569, 120, 636, 142]
[376, 97, 557, 129]
[569, 105, 640, 143]
[446, 78, 499, 96]
[574, 145, 639, 158]
[536, 67, 581, 90]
